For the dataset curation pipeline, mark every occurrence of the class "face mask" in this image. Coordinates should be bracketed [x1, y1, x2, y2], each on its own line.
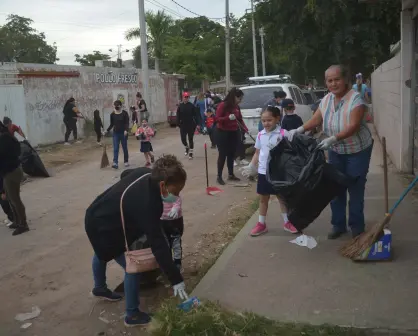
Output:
[161, 189, 178, 203]
[115, 106, 121, 110]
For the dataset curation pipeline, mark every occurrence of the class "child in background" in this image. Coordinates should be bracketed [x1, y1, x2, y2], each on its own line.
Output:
[93, 110, 104, 145]
[0, 177, 14, 227]
[280, 99, 303, 131]
[241, 106, 299, 236]
[136, 119, 155, 167]
[160, 193, 184, 270]
[205, 109, 216, 148]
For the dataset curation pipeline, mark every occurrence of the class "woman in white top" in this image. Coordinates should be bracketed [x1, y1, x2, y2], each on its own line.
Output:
[290, 65, 373, 239]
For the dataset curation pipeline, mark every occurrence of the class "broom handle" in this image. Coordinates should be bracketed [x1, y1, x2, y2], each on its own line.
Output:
[382, 137, 389, 214]
[204, 143, 209, 188]
[389, 175, 418, 214]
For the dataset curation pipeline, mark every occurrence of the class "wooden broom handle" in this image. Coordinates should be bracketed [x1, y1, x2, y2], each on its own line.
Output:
[382, 137, 389, 214]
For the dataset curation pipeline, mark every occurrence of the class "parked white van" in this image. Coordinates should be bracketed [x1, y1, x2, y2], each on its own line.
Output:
[239, 83, 312, 145]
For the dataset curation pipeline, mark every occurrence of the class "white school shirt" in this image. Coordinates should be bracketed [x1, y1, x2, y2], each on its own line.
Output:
[255, 126, 288, 175]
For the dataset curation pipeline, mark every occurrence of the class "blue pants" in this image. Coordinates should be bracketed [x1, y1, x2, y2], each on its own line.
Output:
[92, 254, 140, 318]
[328, 144, 373, 234]
[113, 132, 129, 164]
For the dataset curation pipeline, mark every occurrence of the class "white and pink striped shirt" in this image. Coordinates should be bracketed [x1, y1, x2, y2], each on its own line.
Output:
[160, 196, 182, 220]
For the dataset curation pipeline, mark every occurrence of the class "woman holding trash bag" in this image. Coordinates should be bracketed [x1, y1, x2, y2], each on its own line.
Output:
[289, 65, 373, 239]
[0, 121, 29, 236]
[215, 87, 247, 185]
[85, 155, 188, 327]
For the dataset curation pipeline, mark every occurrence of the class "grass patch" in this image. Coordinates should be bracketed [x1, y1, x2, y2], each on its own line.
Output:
[184, 197, 259, 290]
[149, 300, 367, 336]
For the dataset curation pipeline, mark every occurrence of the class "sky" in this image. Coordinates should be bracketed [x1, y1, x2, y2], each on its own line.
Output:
[0, 0, 247, 65]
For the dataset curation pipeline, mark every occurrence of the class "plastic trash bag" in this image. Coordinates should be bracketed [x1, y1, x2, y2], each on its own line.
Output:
[19, 140, 50, 178]
[266, 134, 354, 231]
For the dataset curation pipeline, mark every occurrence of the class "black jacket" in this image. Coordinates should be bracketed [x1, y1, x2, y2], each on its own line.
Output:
[107, 110, 130, 133]
[176, 102, 200, 128]
[85, 167, 183, 286]
[0, 132, 21, 177]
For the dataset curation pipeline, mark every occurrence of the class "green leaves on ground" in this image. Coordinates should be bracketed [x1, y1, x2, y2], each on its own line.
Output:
[0, 14, 58, 63]
[150, 299, 367, 336]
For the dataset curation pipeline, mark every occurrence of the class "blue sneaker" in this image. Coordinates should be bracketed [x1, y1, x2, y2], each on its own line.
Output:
[92, 288, 122, 302]
[112, 163, 118, 169]
[124, 312, 151, 327]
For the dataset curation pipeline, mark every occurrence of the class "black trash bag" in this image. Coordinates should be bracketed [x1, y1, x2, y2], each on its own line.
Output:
[19, 140, 50, 178]
[266, 134, 354, 231]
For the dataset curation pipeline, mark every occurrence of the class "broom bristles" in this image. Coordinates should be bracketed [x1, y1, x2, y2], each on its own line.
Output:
[100, 145, 109, 168]
[340, 214, 392, 259]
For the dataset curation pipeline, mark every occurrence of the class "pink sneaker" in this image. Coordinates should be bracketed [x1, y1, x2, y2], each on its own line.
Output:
[283, 221, 298, 234]
[250, 222, 268, 237]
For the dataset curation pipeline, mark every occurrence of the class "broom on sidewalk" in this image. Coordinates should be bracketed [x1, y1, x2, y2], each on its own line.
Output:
[100, 144, 109, 168]
[341, 174, 418, 259]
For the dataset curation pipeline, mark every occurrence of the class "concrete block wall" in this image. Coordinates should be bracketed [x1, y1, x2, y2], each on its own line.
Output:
[372, 54, 402, 169]
[0, 63, 181, 146]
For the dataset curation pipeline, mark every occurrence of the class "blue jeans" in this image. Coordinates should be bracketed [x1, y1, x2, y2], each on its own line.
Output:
[92, 254, 140, 317]
[328, 144, 373, 234]
[113, 132, 129, 164]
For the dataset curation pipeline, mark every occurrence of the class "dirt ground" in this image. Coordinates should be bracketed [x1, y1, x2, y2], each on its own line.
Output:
[0, 126, 257, 336]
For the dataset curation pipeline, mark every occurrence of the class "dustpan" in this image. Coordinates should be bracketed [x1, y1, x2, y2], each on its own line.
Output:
[204, 143, 222, 195]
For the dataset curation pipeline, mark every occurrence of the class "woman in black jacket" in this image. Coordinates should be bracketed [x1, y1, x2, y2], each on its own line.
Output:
[0, 121, 29, 236]
[85, 154, 188, 327]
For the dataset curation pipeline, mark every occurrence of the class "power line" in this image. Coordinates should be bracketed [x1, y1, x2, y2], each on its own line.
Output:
[170, 0, 223, 20]
[146, 0, 184, 18]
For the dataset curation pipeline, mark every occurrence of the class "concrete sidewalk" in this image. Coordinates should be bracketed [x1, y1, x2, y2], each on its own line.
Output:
[193, 130, 418, 332]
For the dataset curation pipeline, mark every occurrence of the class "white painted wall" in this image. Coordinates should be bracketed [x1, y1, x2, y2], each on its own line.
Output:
[372, 54, 402, 169]
[372, 10, 414, 172]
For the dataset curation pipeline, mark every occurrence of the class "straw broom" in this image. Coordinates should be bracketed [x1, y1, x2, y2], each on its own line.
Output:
[341, 175, 418, 260]
[100, 144, 109, 168]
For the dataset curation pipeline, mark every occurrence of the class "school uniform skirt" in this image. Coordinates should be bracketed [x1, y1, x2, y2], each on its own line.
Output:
[257, 174, 276, 195]
[140, 141, 153, 153]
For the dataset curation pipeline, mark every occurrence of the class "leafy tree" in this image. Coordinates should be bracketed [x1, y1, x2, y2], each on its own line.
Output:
[0, 14, 58, 63]
[125, 10, 173, 72]
[255, 0, 401, 83]
[74, 51, 116, 66]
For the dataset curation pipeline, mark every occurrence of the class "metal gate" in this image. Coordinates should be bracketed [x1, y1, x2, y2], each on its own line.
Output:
[0, 73, 27, 137]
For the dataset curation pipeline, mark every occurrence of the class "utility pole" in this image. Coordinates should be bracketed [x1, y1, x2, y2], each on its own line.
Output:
[259, 27, 266, 76]
[251, 0, 258, 77]
[109, 45, 130, 67]
[225, 0, 231, 92]
[138, 0, 151, 119]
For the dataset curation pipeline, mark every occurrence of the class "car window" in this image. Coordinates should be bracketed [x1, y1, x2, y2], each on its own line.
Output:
[288, 87, 298, 103]
[239, 86, 283, 109]
[296, 88, 307, 105]
[303, 92, 313, 104]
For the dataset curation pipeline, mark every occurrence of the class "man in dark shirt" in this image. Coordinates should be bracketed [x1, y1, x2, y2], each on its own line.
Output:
[280, 99, 303, 131]
[176, 92, 201, 159]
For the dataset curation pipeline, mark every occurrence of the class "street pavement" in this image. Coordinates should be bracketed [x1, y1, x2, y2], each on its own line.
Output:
[194, 127, 418, 333]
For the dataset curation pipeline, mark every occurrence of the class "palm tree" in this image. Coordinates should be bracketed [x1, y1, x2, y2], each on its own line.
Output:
[125, 10, 173, 73]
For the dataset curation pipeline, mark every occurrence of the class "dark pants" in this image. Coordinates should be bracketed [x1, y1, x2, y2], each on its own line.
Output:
[3, 166, 28, 228]
[161, 217, 184, 266]
[64, 119, 77, 142]
[234, 128, 246, 161]
[0, 196, 13, 222]
[113, 131, 129, 164]
[180, 126, 195, 150]
[328, 144, 373, 235]
[95, 128, 102, 143]
[217, 129, 238, 177]
[207, 126, 216, 147]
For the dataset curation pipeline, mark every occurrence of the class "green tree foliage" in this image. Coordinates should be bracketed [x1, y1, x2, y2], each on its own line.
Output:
[255, 0, 401, 83]
[126, 10, 173, 73]
[74, 51, 115, 66]
[0, 14, 58, 63]
[126, 1, 400, 87]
